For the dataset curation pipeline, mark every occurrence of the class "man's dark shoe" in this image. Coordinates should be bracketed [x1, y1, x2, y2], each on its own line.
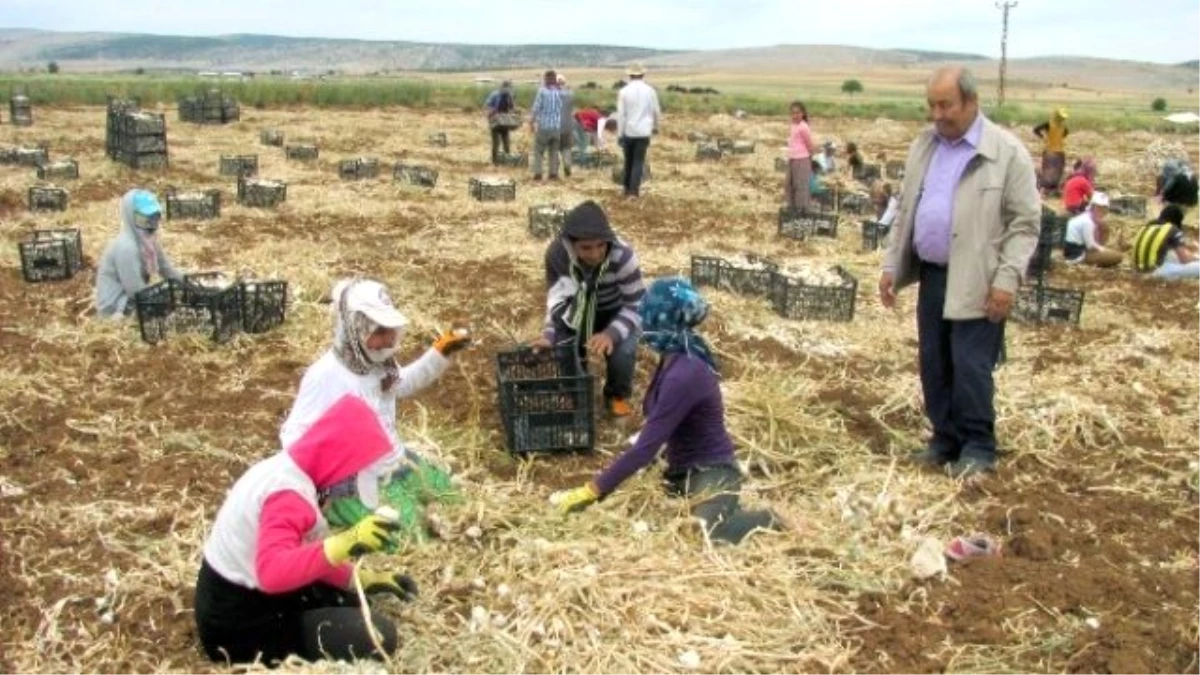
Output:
[950, 456, 996, 479]
[564, 166, 572, 177]
[912, 446, 956, 467]
[532, 174, 543, 181]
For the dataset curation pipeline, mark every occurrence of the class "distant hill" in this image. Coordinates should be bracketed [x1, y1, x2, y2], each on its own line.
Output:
[642, 44, 987, 69]
[1179, 60, 1200, 69]
[0, 29, 670, 72]
[0, 28, 1193, 94]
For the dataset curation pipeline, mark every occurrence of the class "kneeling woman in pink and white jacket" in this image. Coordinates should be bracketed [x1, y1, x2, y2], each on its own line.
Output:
[195, 395, 416, 665]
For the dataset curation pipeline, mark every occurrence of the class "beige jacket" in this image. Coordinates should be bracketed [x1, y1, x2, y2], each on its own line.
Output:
[883, 115, 1040, 320]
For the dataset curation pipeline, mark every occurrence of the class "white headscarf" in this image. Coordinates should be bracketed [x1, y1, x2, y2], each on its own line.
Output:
[330, 278, 402, 391]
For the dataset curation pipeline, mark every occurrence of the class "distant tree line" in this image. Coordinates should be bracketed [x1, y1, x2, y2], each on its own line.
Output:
[666, 84, 721, 95]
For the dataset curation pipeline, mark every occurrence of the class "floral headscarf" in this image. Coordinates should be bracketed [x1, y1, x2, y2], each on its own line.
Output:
[638, 277, 718, 373]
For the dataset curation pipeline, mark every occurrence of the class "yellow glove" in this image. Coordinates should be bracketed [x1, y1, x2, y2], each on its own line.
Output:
[356, 569, 419, 602]
[433, 328, 472, 356]
[558, 482, 601, 515]
[323, 514, 398, 565]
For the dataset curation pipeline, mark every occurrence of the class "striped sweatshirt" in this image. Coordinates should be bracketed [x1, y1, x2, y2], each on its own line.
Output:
[542, 237, 645, 343]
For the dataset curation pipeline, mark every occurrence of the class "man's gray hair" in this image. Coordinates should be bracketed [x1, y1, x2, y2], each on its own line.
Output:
[930, 66, 979, 103]
[956, 69, 979, 102]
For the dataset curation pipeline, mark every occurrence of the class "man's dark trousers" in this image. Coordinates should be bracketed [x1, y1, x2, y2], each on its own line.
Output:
[916, 262, 1005, 463]
[622, 136, 651, 196]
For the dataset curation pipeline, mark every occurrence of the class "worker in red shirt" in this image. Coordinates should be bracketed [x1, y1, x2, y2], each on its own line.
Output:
[573, 107, 607, 149]
[1061, 157, 1096, 215]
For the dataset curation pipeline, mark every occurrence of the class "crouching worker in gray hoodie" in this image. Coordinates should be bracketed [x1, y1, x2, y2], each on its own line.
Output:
[531, 200, 645, 417]
[95, 189, 184, 318]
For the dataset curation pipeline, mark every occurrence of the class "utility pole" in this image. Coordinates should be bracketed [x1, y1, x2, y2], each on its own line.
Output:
[996, 1, 1018, 107]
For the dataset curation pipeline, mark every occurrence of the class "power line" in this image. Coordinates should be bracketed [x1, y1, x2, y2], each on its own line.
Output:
[996, 1, 1017, 107]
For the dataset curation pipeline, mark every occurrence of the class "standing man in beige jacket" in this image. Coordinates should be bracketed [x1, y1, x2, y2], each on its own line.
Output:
[879, 67, 1039, 478]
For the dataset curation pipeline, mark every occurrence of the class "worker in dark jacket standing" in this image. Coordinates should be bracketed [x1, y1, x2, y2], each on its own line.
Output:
[484, 80, 517, 165]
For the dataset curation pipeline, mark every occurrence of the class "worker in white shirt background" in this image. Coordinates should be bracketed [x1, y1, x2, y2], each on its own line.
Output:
[616, 62, 662, 199]
[1063, 192, 1123, 268]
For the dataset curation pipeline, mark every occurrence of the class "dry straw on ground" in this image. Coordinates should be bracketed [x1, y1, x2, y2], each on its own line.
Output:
[0, 104, 1195, 674]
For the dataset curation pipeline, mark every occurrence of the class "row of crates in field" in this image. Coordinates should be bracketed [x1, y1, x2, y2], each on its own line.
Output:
[133, 273, 288, 345]
[178, 91, 240, 125]
[689, 251, 1085, 327]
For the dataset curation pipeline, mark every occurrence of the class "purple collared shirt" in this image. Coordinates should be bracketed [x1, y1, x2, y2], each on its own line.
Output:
[913, 114, 984, 265]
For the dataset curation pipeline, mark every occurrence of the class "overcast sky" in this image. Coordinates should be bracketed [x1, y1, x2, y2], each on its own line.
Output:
[4, 0, 1198, 64]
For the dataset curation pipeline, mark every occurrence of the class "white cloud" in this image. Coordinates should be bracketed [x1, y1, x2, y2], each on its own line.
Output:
[3, 0, 1197, 63]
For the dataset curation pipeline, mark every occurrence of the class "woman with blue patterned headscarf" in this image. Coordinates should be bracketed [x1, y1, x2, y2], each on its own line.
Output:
[556, 277, 781, 545]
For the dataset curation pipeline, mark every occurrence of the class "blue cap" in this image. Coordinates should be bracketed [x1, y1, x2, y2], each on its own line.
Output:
[131, 190, 162, 216]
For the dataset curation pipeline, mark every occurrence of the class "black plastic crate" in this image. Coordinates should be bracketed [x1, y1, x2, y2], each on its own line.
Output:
[29, 186, 68, 212]
[885, 161, 905, 180]
[775, 157, 789, 172]
[490, 113, 521, 130]
[529, 205, 567, 239]
[260, 129, 285, 146]
[1109, 195, 1147, 218]
[10, 95, 32, 126]
[178, 92, 240, 124]
[395, 164, 439, 188]
[237, 176, 287, 208]
[219, 154, 258, 177]
[853, 163, 881, 183]
[812, 186, 837, 213]
[2, 146, 49, 167]
[18, 229, 83, 283]
[1013, 283, 1085, 325]
[133, 280, 183, 345]
[714, 137, 735, 152]
[285, 144, 319, 161]
[111, 150, 168, 170]
[861, 220, 889, 252]
[730, 140, 756, 155]
[182, 273, 243, 343]
[496, 346, 594, 455]
[690, 255, 779, 297]
[469, 176, 516, 202]
[339, 157, 380, 180]
[106, 109, 168, 169]
[838, 192, 873, 215]
[239, 280, 288, 334]
[779, 208, 839, 240]
[572, 150, 617, 168]
[165, 188, 221, 220]
[769, 266, 858, 322]
[695, 143, 724, 161]
[110, 110, 165, 136]
[428, 132, 449, 147]
[36, 159, 79, 181]
[495, 152, 529, 168]
[134, 276, 241, 345]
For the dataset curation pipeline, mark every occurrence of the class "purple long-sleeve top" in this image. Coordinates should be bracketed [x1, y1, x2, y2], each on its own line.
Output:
[592, 354, 736, 495]
[912, 113, 984, 265]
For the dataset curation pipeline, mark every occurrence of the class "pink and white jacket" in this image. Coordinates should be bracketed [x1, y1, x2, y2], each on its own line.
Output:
[202, 395, 392, 594]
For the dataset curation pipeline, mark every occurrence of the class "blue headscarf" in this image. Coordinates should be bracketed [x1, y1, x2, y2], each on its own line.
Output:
[639, 277, 718, 372]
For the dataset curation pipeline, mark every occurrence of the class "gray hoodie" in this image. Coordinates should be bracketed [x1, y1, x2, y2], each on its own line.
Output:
[94, 190, 181, 318]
